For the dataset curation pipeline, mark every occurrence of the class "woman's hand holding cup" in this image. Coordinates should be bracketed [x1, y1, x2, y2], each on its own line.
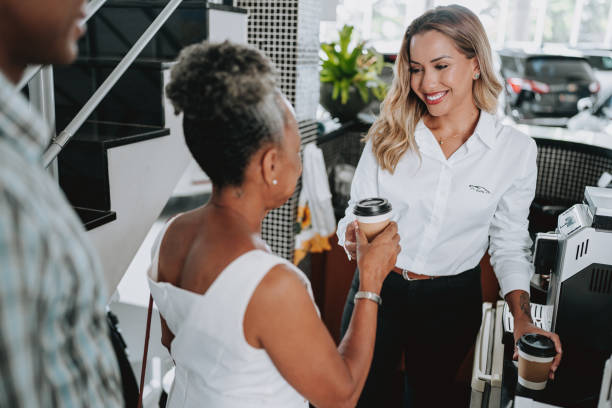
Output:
[344, 198, 394, 260]
[354, 220, 400, 294]
[344, 222, 358, 260]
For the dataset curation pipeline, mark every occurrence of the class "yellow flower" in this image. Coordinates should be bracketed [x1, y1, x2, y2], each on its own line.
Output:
[300, 205, 312, 229]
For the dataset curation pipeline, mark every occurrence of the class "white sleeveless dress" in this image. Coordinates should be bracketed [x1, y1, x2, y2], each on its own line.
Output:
[147, 219, 315, 407]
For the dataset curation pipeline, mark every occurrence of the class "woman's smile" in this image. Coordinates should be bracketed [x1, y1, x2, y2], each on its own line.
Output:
[424, 90, 448, 104]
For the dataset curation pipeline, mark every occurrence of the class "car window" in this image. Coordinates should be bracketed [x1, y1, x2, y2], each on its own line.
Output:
[500, 56, 519, 75]
[526, 58, 593, 81]
[585, 56, 612, 70]
[600, 56, 612, 70]
[500, 56, 516, 70]
[586, 56, 604, 70]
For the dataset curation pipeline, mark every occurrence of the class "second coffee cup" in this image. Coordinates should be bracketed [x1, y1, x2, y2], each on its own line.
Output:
[353, 198, 393, 242]
[517, 333, 556, 391]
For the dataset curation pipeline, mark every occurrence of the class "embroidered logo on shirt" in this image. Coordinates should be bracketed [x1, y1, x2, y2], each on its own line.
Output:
[469, 184, 491, 194]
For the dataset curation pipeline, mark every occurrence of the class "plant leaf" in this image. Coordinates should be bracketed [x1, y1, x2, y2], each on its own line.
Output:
[320, 43, 339, 64]
[356, 82, 370, 103]
[320, 24, 389, 106]
[340, 79, 350, 104]
[332, 81, 340, 101]
[343, 42, 364, 75]
[339, 25, 353, 55]
[370, 79, 389, 101]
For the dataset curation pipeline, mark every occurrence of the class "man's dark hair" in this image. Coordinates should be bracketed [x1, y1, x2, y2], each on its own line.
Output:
[166, 41, 286, 188]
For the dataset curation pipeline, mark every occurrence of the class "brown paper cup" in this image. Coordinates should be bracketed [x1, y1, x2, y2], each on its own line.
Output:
[356, 213, 392, 242]
[518, 349, 554, 390]
[517, 334, 556, 391]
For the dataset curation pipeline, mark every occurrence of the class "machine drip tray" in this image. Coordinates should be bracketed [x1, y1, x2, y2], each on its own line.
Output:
[501, 344, 607, 407]
[503, 303, 553, 334]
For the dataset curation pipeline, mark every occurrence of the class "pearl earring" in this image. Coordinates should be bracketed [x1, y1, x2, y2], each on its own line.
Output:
[272, 179, 278, 185]
[474, 72, 480, 80]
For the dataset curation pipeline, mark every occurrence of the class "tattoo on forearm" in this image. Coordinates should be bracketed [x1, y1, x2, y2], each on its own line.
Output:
[520, 292, 533, 322]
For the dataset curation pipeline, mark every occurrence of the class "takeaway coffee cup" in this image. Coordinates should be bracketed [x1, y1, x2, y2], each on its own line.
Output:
[517, 333, 556, 391]
[353, 198, 393, 241]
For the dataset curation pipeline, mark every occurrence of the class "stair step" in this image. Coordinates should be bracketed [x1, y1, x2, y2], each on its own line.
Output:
[68, 120, 170, 147]
[58, 121, 170, 212]
[74, 207, 117, 231]
[77, 1, 245, 61]
[54, 58, 169, 130]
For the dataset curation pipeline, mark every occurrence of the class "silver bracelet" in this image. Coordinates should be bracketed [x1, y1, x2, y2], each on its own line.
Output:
[354, 291, 382, 305]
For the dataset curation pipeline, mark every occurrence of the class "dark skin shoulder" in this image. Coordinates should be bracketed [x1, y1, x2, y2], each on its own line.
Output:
[156, 205, 266, 351]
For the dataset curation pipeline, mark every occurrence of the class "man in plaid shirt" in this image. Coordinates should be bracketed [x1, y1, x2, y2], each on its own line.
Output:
[0, 0, 122, 405]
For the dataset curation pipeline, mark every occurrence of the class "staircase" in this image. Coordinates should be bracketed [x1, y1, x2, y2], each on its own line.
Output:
[51, 0, 247, 292]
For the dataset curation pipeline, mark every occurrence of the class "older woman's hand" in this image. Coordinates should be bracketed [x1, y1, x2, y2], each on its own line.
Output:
[343, 222, 358, 260]
[355, 221, 400, 293]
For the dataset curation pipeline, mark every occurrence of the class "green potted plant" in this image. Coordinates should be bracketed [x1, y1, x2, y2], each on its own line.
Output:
[320, 25, 388, 122]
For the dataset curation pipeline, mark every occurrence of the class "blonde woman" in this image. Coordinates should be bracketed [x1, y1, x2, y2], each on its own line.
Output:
[337, 5, 562, 407]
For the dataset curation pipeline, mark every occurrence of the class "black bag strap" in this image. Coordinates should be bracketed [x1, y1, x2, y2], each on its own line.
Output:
[107, 310, 139, 407]
[137, 295, 154, 408]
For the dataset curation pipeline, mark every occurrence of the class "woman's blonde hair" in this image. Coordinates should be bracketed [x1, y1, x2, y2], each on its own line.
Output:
[367, 4, 502, 172]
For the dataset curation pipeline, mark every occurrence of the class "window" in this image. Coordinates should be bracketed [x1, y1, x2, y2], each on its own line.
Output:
[578, 0, 610, 44]
[322, 0, 612, 52]
[526, 58, 593, 81]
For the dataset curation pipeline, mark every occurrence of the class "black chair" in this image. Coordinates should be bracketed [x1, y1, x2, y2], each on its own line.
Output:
[530, 138, 612, 234]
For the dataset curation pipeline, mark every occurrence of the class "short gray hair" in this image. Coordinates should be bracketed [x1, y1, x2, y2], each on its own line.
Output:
[165, 41, 289, 188]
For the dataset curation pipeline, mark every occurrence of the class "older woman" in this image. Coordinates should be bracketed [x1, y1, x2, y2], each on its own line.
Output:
[146, 41, 400, 408]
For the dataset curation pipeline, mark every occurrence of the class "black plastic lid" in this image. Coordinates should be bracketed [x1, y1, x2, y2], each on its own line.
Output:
[518, 333, 556, 358]
[353, 198, 392, 217]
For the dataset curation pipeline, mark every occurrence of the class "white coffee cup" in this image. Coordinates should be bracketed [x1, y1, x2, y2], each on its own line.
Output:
[353, 198, 393, 242]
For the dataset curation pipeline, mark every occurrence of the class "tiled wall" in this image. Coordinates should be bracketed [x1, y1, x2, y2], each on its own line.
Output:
[295, 0, 320, 122]
[236, 0, 320, 261]
[261, 121, 318, 260]
[237, 0, 319, 121]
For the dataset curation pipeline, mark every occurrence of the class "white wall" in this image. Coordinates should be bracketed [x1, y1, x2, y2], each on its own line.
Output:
[89, 68, 190, 294]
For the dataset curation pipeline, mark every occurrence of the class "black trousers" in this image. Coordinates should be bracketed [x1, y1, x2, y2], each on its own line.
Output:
[340, 266, 483, 408]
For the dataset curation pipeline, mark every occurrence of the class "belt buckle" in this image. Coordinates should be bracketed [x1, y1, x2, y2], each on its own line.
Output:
[401, 269, 415, 281]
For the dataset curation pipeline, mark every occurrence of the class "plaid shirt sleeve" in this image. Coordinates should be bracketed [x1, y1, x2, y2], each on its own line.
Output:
[0, 189, 50, 406]
[0, 186, 123, 407]
[0, 70, 122, 407]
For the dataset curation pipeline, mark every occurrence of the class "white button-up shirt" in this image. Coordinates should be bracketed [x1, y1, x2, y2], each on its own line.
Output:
[337, 111, 536, 297]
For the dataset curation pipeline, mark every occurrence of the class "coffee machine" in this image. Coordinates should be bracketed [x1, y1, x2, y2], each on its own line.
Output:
[532, 186, 612, 406]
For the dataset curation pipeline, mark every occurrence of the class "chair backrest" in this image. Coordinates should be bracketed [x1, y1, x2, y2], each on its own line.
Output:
[534, 138, 612, 207]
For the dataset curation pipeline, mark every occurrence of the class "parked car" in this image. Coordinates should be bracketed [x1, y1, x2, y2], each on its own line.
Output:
[498, 49, 600, 125]
[577, 48, 612, 90]
[567, 85, 612, 134]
